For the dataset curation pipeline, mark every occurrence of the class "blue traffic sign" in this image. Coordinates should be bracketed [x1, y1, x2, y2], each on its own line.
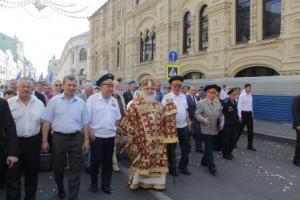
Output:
[168, 51, 178, 62]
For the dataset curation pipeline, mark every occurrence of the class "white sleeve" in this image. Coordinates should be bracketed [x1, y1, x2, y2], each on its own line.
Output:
[237, 94, 243, 118]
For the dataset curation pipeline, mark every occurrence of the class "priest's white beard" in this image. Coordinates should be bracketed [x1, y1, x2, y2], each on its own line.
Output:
[142, 92, 155, 103]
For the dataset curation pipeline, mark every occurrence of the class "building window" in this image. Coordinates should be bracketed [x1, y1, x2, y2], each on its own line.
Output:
[140, 33, 144, 63]
[136, 0, 140, 5]
[151, 32, 156, 60]
[140, 30, 156, 63]
[235, 66, 279, 77]
[263, 0, 281, 39]
[144, 31, 152, 62]
[183, 72, 204, 79]
[236, 0, 250, 43]
[183, 11, 192, 54]
[117, 41, 120, 68]
[199, 5, 208, 51]
[79, 48, 87, 62]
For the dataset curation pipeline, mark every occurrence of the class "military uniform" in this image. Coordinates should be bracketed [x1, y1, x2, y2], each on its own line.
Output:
[195, 85, 224, 175]
[221, 89, 239, 159]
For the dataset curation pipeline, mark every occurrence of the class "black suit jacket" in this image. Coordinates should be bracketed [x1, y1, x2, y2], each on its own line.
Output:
[123, 90, 133, 106]
[187, 95, 197, 121]
[0, 98, 18, 156]
[292, 95, 300, 129]
[34, 91, 46, 106]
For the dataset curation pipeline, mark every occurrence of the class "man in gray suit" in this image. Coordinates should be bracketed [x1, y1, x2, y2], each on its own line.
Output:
[195, 84, 224, 176]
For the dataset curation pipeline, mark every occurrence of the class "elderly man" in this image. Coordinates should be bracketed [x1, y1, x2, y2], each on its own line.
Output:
[8, 79, 17, 91]
[118, 77, 177, 190]
[7, 78, 45, 200]
[87, 74, 121, 194]
[111, 80, 126, 172]
[123, 80, 136, 105]
[52, 80, 63, 96]
[195, 84, 224, 176]
[41, 75, 90, 199]
[154, 80, 163, 102]
[187, 85, 203, 153]
[162, 76, 192, 176]
[79, 82, 94, 102]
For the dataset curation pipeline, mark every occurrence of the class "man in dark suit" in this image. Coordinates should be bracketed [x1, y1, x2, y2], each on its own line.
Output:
[123, 80, 135, 105]
[34, 90, 46, 106]
[29, 79, 46, 105]
[292, 95, 300, 167]
[0, 98, 18, 188]
[186, 85, 203, 152]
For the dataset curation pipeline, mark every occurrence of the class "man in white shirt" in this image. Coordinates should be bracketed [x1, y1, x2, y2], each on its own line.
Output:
[237, 83, 256, 151]
[87, 74, 121, 194]
[7, 78, 45, 200]
[220, 85, 229, 100]
[162, 76, 192, 176]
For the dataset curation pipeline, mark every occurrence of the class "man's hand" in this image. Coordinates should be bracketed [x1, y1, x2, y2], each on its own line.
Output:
[6, 156, 18, 168]
[239, 117, 243, 123]
[188, 122, 192, 132]
[82, 142, 90, 154]
[296, 126, 300, 132]
[203, 118, 210, 126]
[127, 135, 133, 145]
[41, 141, 49, 153]
[219, 125, 224, 131]
[115, 134, 121, 144]
[89, 132, 95, 142]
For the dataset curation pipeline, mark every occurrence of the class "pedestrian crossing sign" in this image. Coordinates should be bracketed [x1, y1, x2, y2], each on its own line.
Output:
[166, 64, 180, 80]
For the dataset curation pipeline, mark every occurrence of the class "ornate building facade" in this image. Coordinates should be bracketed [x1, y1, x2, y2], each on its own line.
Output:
[89, 0, 300, 81]
[56, 31, 90, 85]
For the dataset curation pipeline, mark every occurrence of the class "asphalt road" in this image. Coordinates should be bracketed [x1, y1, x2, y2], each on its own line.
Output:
[1, 135, 299, 200]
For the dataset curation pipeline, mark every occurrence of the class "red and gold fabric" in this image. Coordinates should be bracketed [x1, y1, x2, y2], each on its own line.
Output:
[118, 95, 177, 190]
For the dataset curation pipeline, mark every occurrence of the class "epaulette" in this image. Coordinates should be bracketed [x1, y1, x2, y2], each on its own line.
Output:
[200, 98, 208, 104]
[164, 93, 173, 100]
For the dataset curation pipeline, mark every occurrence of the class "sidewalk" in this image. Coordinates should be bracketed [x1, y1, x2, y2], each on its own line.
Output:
[253, 119, 296, 142]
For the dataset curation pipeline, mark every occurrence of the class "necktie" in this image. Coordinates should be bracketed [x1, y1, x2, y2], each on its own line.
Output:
[190, 96, 195, 105]
[211, 102, 214, 107]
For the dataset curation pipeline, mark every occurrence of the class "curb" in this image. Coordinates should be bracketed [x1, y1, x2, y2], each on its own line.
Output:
[253, 131, 296, 144]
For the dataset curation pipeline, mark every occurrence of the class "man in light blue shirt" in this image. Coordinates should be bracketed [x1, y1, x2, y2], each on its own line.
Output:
[41, 75, 90, 200]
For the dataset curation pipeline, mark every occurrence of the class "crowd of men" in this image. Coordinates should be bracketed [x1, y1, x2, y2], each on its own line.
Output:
[0, 73, 299, 200]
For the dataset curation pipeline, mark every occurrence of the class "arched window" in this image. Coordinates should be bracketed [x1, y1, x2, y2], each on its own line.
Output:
[199, 5, 208, 51]
[117, 41, 120, 67]
[235, 66, 279, 77]
[183, 11, 192, 54]
[263, 0, 281, 39]
[139, 30, 155, 63]
[236, 0, 250, 43]
[79, 48, 87, 61]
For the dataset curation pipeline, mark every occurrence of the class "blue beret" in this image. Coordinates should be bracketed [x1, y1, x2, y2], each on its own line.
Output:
[128, 80, 135, 84]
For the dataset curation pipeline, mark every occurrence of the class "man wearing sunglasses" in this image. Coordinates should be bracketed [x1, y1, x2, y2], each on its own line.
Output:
[52, 80, 63, 96]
